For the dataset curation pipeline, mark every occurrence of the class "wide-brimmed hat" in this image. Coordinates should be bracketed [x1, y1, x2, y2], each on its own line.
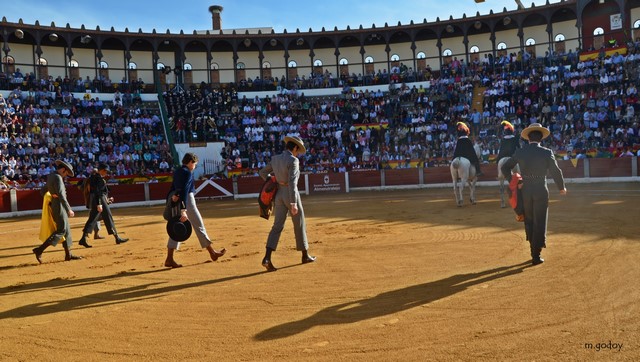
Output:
[521, 123, 550, 141]
[284, 136, 307, 154]
[166, 216, 192, 242]
[55, 160, 75, 177]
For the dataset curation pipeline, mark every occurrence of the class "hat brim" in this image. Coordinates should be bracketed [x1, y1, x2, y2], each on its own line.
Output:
[166, 216, 192, 242]
[55, 160, 75, 177]
[521, 126, 550, 141]
[284, 136, 307, 154]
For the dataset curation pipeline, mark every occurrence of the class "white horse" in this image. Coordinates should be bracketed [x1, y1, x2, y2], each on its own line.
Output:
[497, 157, 520, 208]
[450, 157, 477, 207]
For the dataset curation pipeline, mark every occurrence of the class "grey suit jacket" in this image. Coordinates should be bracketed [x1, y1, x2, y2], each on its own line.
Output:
[43, 172, 72, 213]
[259, 150, 299, 205]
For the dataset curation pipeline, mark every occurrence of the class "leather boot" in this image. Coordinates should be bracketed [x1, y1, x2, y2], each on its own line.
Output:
[115, 234, 129, 244]
[32, 241, 51, 264]
[64, 244, 82, 261]
[78, 233, 92, 248]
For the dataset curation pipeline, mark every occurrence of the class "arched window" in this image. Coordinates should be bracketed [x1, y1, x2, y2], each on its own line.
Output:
[593, 27, 604, 36]
[390, 54, 400, 62]
[262, 62, 271, 69]
[314, 59, 323, 67]
[497, 42, 507, 50]
[156, 62, 166, 70]
[469, 46, 480, 53]
[525, 38, 536, 46]
[183, 63, 192, 71]
[339, 58, 348, 65]
[288, 60, 297, 68]
[37, 57, 48, 66]
[236, 62, 245, 69]
[634, 20, 640, 29]
[554, 34, 565, 42]
[128, 62, 137, 70]
[68, 59, 79, 68]
[365, 56, 374, 63]
[211, 62, 219, 70]
[442, 49, 452, 57]
[99, 60, 108, 69]
[417, 51, 426, 59]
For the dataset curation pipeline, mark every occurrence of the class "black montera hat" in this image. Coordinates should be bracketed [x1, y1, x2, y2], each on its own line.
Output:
[166, 216, 192, 242]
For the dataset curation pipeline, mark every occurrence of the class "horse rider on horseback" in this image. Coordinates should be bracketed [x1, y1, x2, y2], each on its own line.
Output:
[453, 122, 482, 176]
[496, 120, 521, 163]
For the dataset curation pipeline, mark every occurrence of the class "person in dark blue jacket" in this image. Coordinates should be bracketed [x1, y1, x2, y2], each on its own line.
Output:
[164, 153, 226, 268]
[452, 122, 482, 175]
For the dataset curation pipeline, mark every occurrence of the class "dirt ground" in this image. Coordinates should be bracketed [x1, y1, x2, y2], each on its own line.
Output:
[0, 182, 639, 361]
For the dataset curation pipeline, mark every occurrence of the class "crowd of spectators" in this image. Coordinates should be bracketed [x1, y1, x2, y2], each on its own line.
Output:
[0, 86, 172, 190]
[163, 41, 640, 176]
[3, 39, 640, 190]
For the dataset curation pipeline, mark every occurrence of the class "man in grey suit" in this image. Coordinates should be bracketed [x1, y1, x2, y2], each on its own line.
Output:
[501, 123, 567, 265]
[259, 136, 316, 271]
[33, 160, 82, 263]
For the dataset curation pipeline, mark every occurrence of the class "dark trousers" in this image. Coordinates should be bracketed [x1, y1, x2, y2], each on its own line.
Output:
[82, 195, 117, 235]
[521, 182, 549, 257]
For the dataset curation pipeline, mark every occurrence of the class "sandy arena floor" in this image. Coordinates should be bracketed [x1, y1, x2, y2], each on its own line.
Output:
[0, 182, 638, 361]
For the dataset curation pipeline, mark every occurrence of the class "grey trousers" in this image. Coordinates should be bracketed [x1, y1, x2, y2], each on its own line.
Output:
[167, 193, 212, 250]
[266, 186, 308, 252]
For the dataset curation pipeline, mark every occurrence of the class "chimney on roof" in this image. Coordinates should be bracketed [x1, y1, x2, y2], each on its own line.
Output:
[209, 5, 223, 31]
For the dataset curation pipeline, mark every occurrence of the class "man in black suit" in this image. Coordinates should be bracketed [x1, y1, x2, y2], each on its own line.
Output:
[501, 123, 567, 265]
[78, 163, 129, 247]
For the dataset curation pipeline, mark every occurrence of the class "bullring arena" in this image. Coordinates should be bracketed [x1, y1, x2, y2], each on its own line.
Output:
[1, 0, 640, 360]
[0, 180, 639, 360]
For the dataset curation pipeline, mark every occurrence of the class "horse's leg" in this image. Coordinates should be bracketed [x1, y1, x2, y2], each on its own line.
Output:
[470, 176, 477, 205]
[499, 177, 506, 208]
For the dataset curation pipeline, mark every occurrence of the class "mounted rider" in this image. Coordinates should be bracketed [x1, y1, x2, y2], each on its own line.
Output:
[452, 122, 482, 176]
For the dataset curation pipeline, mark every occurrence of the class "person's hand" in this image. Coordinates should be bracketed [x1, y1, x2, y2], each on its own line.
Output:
[171, 195, 179, 202]
[97, 205, 103, 213]
[68, 210, 75, 217]
[290, 203, 299, 216]
[559, 188, 567, 195]
[179, 210, 188, 222]
[108, 197, 114, 204]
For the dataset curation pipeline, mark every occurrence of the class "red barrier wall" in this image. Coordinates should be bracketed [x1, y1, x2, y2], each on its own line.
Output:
[149, 182, 173, 201]
[590, 158, 631, 177]
[385, 169, 419, 186]
[349, 170, 381, 188]
[558, 160, 585, 179]
[424, 166, 451, 184]
[0, 191, 10, 213]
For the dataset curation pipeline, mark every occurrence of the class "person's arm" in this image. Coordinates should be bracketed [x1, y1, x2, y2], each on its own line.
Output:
[288, 156, 300, 215]
[52, 174, 74, 216]
[547, 149, 566, 194]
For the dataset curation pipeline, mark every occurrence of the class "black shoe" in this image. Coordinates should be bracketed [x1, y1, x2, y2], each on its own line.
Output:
[302, 255, 316, 264]
[262, 259, 277, 272]
[116, 237, 129, 244]
[33, 248, 43, 264]
[65, 255, 83, 261]
[532, 257, 544, 265]
[79, 236, 92, 248]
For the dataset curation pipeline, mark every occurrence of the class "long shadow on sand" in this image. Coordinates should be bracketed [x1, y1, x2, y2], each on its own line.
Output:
[0, 267, 278, 320]
[254, 261, 532, 341]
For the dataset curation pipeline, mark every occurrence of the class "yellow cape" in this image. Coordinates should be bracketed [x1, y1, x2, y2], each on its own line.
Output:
[39, 192, 65, 242]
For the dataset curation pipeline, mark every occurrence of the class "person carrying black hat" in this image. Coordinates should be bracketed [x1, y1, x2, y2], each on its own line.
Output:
[78, 163, 129, 247]
[32, 160, 82, 263]
[163, 153, 226, 268]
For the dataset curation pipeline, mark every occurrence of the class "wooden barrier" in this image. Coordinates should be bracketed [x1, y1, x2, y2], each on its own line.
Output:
[1, 158, 637, 216]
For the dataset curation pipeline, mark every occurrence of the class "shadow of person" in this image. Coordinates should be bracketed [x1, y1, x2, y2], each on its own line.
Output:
[255, 262, 531, 341]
